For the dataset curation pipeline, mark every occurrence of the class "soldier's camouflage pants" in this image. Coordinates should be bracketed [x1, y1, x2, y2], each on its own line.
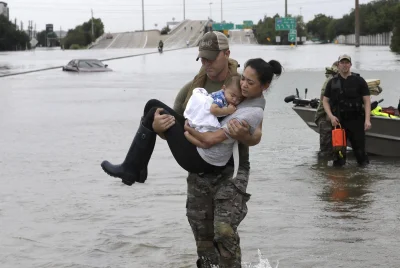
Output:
[186, 171, 250, 268]
[317, 118, 333, 157]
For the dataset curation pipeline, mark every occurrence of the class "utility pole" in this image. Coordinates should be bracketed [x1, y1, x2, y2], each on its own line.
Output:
[221, 0, 223, 22]
[142, 0, 145, 31]
[355, 0, 360, 47]
[285, 0, 287, 17]
[28, 21, 31, 38]
[91, 9, 94, 38]
[209, 2, 212, 20]
[183, 0, 185, 20]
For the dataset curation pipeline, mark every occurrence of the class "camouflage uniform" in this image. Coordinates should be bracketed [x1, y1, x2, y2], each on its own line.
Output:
[186, 149, 250, 268]
[314, 64, 338, 158]
[174, 58, 250, 268]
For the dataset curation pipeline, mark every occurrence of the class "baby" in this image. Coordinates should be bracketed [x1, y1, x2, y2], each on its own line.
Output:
[184, 75, 243, 133]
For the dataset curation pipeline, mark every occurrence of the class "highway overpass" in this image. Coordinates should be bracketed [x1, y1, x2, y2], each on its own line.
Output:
[90, 20, 257, 50]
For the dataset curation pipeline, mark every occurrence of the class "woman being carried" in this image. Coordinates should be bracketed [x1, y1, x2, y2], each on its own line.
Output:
[100, 58, 282, 186]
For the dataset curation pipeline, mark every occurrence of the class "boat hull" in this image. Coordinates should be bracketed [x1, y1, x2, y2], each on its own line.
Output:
[292, 106, 400, 157]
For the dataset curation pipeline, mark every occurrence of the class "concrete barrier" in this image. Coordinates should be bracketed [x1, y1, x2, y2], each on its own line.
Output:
[336, 32, 393, 46]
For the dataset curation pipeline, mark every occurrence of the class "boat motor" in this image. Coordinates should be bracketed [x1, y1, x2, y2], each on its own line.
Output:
[284, 95, 296, 103]
[284, 94, 320, 108]
[371, 99, 384, 110]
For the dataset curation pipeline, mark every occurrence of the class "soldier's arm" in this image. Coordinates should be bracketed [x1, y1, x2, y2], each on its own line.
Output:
[320, 77, 332, 100]
[323, 80, 334, 118]
[363, 95, 371, 122]
[360, 77, 371, 123]
[236, 143, 250, 180]
[173, 81, 192, 116]
[322, 97, 333, 118]
[184, 126, 227, 149]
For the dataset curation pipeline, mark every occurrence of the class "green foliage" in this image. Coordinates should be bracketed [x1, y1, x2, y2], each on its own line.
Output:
[306, 14, 334, 42]
[360, 0, 399, 35]
[69, 44, 83, 50]
[63, 18, 104, 49]
[36, 30, 46, 47]
[161, 25, 171, 35]
[36, 30, 59, 47]
[306, 0, 400, 42]
[390, 4, 400, 53]
[0, 15, 31, 51]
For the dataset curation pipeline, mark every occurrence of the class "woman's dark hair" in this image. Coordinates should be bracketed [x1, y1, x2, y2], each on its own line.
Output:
[244, 58, 283, 85]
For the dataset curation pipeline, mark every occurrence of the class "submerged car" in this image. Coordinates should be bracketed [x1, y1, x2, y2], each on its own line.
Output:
[62, 59, 112, 72]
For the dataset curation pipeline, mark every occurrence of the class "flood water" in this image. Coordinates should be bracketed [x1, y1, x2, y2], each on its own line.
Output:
[1, 44, 400, 268]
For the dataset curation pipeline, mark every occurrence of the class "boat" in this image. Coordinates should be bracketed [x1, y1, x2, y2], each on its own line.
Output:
[285, 89, 400, 157]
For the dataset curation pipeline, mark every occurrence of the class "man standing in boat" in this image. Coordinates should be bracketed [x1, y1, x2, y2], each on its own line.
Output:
[314, 61, 338, 158]
[322, 54, 371, 166]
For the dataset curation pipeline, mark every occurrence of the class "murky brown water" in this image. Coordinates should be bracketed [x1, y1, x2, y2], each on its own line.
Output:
[1, 45, 400, 268]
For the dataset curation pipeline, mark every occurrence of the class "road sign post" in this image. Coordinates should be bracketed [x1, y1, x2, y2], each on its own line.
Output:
[288, 29, 297, 46]
[275, 17, 297, 46]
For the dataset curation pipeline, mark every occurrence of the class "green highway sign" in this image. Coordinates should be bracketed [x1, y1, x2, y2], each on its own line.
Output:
[212, 23, 234, 31]
[288, 33, 297, 42]
[275, 17, 296, 31]
[289, 29, 297, 35]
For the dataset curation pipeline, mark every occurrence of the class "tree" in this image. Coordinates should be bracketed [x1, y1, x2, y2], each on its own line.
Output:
[36, 30, 46, 47]
[295, 15, 307, 41]
[36, 30, 59, 47]
[306, 14, 334, 42]
[390, 4, 400, 53]
[161, 25, 171, 35]
[0, 15, 30, 51]
[63, 17, 105, 49]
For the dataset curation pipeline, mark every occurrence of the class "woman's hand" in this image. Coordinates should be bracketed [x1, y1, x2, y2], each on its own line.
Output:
[227, 119, 250, 141]
[152, 108, 175, 134]
[227, 119, 262, 146]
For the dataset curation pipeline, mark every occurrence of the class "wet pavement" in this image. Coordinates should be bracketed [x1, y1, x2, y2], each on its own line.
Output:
[1, 44, 400, 268]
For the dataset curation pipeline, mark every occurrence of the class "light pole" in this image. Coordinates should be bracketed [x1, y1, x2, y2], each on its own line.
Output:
[355, 0, 360, 47]
[209, 2, 213, 20]
[183, 0, 185, 20]
[91, 9, 94, 38]
[142, 0, 145, 31]
[221, 0, 223, 22]
[285, 0, 287, 17]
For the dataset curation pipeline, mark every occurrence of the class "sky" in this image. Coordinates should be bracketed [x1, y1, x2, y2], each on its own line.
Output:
[4, 0, 375, 33]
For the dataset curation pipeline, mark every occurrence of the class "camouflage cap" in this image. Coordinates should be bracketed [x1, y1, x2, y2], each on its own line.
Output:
[196, 31, 229, 61]
[338, 54, 351, 63]
[325, 61, 339, 74]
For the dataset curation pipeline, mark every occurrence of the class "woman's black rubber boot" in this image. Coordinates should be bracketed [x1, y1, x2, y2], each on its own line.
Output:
[101, 122, 156, 186]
